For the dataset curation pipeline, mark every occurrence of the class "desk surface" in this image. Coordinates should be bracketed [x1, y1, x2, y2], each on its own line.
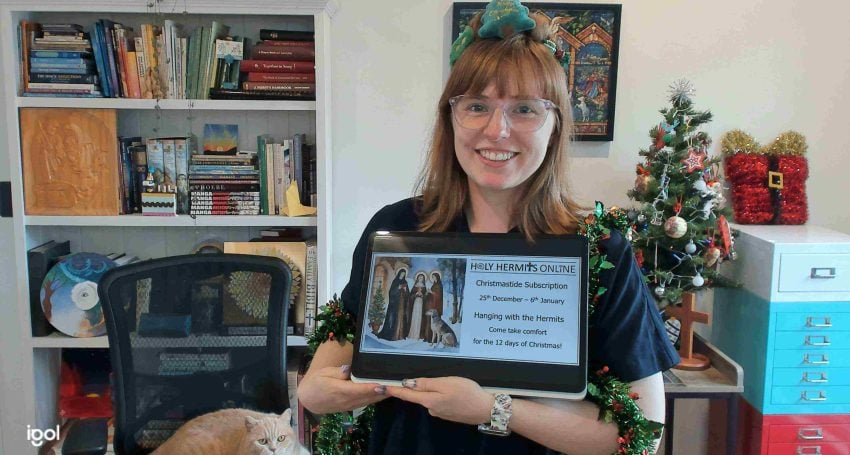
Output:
[663, 333, 744, 396]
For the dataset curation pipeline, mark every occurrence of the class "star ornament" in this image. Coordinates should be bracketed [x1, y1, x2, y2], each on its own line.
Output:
[681, 149, 707, 173]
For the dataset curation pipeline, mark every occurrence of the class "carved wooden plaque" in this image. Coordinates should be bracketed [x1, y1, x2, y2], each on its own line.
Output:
[21, 108, 120, 215]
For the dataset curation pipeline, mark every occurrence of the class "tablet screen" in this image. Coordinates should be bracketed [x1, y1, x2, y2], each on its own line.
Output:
[351, 232, 589, 399]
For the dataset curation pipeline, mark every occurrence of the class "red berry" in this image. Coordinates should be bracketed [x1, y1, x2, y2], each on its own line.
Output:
[629, 392, 640, 400]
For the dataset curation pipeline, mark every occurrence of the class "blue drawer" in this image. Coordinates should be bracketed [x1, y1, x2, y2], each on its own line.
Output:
[774, 332, 850, 350]
[776, 313, 850, 331]
[771, 386, 850, 405]
[773, 350, 850, 368]
[772, 368, 850, 386]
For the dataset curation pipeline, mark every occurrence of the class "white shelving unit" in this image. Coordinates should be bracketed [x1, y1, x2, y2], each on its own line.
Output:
[0, 2, 335, 453]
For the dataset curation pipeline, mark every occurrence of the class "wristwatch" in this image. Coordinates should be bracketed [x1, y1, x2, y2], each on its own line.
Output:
[477, 393, 512, 436]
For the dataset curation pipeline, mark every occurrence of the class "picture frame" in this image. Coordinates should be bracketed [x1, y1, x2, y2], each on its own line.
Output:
[451, 2, 622, 141]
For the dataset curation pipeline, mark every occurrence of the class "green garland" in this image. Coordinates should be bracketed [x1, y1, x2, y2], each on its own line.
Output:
[307, 203, 662, 455]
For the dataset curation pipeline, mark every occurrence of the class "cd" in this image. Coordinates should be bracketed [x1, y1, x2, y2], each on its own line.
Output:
[40, 252, 116, 337]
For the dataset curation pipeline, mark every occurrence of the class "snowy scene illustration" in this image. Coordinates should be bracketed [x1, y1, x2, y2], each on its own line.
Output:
[362, 255, 466, 355]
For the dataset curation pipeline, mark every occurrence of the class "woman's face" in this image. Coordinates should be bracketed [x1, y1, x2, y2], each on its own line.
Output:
[453, 83, 556, 197]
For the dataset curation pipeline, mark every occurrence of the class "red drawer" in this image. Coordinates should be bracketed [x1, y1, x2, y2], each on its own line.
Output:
[770, 424, 850, 443]
[767, 443, 850, 455]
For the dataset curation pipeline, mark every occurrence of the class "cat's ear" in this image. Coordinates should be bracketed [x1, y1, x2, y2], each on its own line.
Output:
[245, 415, 261, 430]
[281, 409, 292, 423]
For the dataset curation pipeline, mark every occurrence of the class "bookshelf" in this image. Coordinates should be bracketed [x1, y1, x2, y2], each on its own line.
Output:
[0, 1, 336, 453]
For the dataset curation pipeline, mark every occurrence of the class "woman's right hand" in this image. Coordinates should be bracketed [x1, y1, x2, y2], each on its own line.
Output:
[297, 339, 389, 414]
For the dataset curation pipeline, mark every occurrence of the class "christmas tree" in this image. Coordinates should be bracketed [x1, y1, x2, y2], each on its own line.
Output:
[628, 80, 736, 308]
[367, 283, 386, 331]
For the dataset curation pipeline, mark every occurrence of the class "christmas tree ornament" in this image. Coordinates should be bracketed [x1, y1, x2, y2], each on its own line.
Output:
[692, 179, 708, 194]
[704, 246, 721, 267]
[478, 0, 536, 39]
[692, 273, 705, 287]
[669, 79, 695, 104]
[664, 215, 687, 239]
[654, 284, 666, 297]
[685, 240, 697, 254]
[681, 148, 707, 173]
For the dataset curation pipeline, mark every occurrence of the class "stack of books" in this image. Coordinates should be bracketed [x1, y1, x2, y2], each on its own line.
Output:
[216, 28, 315, 100]
[24, 23, 102, 97]
[188, 154, 260, 215]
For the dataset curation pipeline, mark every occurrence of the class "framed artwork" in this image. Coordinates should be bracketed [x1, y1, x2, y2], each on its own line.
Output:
[451, 3, 622, 141]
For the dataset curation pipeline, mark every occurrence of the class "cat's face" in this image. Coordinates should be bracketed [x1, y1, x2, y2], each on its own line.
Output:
[244, 409, 301, 455]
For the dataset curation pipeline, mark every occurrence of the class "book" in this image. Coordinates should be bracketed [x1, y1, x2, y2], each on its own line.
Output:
[246, 72, 315, 83]
[242, 81, 315, 92]
[28, 240, 71, 336]
[250, 45, 314, 62]
[255, 39, 314, 48]
[20, 108, 120, 215]
[304, 239, 318, 336]
[239, 60, 314, 73]
[208, 88, 314, 101]
[175, 138, 190, 214]
[259, 29, 314, 41]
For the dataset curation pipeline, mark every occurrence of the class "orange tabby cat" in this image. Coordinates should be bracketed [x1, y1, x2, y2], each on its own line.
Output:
[152, 408, 308, 455]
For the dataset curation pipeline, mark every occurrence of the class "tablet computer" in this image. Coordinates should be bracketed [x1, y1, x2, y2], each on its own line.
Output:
[350, 231, 589, 399]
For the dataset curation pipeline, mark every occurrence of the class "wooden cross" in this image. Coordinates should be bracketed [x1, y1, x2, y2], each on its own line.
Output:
[665, 292, 711, 370]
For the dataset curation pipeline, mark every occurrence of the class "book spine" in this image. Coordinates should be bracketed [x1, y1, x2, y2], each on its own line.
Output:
[29, 73, 98, 84]
[175, 139, 189, 214]
[146, 138, 165, 188]
[27, 82, 97, 90]
[265, 145, 277, 214]
[28, 67, 95, 75]
[304, 239, 317, 336]
[242, 81, 315, 92]
[189, 183, 260, 191]
[162, 139, 177, 192]
[250, 45, 314, 62]
[259, 29, 314, 41]
[293, 134, 304, 202]
[256, 40, 315, 48]
[126, 51, 142, 98]
[119, 139, 134, 214]
[132, 147, 147, 213]
[90, 22, 111, 97]
[246, 72, 315, 83]
[239, 60, 314, 73]
[29, 62, 94, 70]
[30, 57, 92, 65]
[30, 50, 90, 58]
[273, 142, 285, 215]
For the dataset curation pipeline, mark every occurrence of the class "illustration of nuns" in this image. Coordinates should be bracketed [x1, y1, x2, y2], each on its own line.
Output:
[377, 269, 410, 341]
[407, 272, 427, 340]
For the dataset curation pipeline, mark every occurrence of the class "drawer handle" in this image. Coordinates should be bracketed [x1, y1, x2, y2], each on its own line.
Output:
[802, 372, 828, 383]
[805, 317, 833, 328]
[810, 267, 836, 279]
[800, 391, 827, 402]
[798, 428, 824, 440]
[797, 447, 822, 455]
[803, 354, 829, 365]
[805, 335, 831, 347]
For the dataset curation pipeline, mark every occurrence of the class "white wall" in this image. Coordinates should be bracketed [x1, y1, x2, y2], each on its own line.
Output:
[329, 0, 850, 293]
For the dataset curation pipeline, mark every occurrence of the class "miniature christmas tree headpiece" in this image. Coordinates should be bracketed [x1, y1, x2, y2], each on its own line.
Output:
[450, 0, 571, 66]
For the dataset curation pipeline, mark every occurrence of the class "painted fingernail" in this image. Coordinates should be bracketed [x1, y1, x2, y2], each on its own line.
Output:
[401, 378, 416, 389]
[341, 365, 351, 375]
[374, 385, 387, 395]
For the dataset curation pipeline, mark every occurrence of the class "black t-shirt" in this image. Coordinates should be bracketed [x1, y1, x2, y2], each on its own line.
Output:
[340, 198, 679, 455]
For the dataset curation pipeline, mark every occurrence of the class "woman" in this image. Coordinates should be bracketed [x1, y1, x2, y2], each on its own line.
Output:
[298, 3, 678, 454]
[407, 273, 428, 340]
[377, 269, 410, 341]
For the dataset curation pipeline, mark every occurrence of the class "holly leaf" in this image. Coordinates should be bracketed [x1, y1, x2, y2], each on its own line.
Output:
[596, 286, 608, 296]
[600, 260, 615, 270]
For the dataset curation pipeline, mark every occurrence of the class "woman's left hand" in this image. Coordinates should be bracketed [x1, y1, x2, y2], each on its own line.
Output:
[386, 377, 493, 425]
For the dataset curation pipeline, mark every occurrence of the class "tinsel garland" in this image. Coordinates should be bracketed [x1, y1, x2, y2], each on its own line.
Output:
[306, 205, 661, 455]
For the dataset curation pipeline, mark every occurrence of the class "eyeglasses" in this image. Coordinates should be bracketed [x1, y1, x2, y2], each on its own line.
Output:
[449, 95, 558, 132]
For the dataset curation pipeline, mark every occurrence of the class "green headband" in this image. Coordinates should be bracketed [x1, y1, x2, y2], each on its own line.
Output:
[450, 0, 568, 66]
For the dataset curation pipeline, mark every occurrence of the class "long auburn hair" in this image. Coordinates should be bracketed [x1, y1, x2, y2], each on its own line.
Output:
[415, 31, 585, 239]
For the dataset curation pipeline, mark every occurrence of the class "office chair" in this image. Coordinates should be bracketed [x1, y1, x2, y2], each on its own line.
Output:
[98, 253, 292, 454]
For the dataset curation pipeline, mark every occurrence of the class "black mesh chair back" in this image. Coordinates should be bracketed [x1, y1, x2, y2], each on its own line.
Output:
[98, 253, 291, 454]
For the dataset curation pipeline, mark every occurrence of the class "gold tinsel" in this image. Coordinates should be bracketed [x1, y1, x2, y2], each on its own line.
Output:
[720, 129, 761, 155]
[764, 130, 808, 156]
